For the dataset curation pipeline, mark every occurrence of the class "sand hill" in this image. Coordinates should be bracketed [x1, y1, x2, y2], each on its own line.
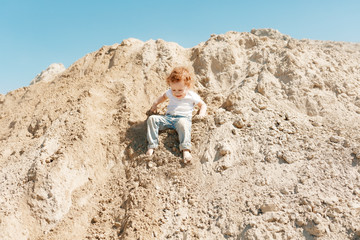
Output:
[0, 29, 360, 239]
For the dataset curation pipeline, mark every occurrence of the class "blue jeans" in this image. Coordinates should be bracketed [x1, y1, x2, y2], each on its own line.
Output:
[147, 115, 192, 151]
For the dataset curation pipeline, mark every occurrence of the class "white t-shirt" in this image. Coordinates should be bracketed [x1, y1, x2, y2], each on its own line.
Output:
[165, 89, 202, 117]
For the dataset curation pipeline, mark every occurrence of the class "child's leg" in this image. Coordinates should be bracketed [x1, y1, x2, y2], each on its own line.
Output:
[174, 117, 192, 151]
[182, 150, 192, 163]
[146, 115, 171, 154]
[146, 148, 154, 155]
[174, 117, 192, 162]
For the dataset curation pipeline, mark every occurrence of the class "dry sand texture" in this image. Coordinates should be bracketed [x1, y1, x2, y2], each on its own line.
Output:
[0, 29, 360, 239]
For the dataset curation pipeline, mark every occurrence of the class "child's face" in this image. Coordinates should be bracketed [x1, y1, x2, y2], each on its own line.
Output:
[170, 80, 188, 99]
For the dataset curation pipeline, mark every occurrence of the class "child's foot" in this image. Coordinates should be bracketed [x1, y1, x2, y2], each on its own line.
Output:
[146, 148, 154, 156]
[183, 150, 192, 164]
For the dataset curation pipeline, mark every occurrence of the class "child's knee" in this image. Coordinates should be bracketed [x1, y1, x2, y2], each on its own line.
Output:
[176, 118, 190, 131]
[147, 115, 157, 125]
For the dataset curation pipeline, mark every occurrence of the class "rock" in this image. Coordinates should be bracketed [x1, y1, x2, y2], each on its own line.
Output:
[304, 222, 327, 237]
[280, 188, 290, 195]
[91, 216, 98, 224]
[219, 148, 231, 156]
[330, 136, 341, 143]
[295, 217, 307, 227]
[256, 70, 282, 97]
[278, 151, 298, 164]
[331, 206, 343, 213]
[218, 144, 231, 156]
[306, 98, 319, 116]
[214, 115, 226, 125]
[286, 39, 296, 49]
[264, 213, 280, 222]
[113, 221, 122, 228]
[353, 189, 360, 197]
[147, 161, 155, 168]
[353, 147, 360, 159]
[30, 63, 66, 85]
[0, 94, 4, 104]
[343, 140, 350, 148]
[251, 107, 260, 113]
[233, 119, 245, 128]
[260, 203, 279, 213]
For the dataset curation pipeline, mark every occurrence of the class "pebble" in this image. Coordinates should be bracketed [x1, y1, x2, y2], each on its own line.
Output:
[280, 188, 290, 195]
[310, 120, 321, 127]
[219, 147, 231, 156]
[260, 203, 279, 213]
[287, 39, 296, 49]
[264, 213, 280, 222]
[332, 206, 343, 213]
[343, 140, 350, 148]
[91, 216, 98, 224]
[330, 136, 340, 143]
[147, 161, 155, 168]
[353, 147, 360, 159]
[313, 216, 322, 225]
[353, 189, 360, 197]
[249, 220, 257, 227]
[214, 116, 226, 125]
[295, 217, 306, 226]
[278, 152, 296, 164]
[233, 119, 245, 128]
[252, 107, 260, 113]
[113, 221, 122, 228]
[305, 223, 327, 237]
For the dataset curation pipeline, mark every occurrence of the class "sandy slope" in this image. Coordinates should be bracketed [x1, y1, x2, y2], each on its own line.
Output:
[0, 29, 360, 239]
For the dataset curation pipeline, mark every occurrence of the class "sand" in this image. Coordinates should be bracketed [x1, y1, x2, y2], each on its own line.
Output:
[0, 29, 360, 239]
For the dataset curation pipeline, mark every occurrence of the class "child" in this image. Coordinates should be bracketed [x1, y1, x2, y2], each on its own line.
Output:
[146, 66, 207, 163]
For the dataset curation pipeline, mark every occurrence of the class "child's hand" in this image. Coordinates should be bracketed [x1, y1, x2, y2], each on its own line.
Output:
[146, 108, 157, 116]
[193, 114, 206, 122]
[150, 103, 157, 112]
[147, 94, 167, 116]
[146, 104, 158, 116]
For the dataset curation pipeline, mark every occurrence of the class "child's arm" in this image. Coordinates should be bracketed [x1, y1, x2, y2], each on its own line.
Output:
[197, 100, 207, 117]
[150, 93, 168, 112]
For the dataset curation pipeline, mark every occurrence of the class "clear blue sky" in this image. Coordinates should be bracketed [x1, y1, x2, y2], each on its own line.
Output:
[1, 0, 359, 94]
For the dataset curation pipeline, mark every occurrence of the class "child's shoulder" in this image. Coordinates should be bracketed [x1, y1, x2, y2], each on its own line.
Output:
[188, 90, 200, 97]
[187, 90, 202, 102]
[165, 89, 172, 96]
